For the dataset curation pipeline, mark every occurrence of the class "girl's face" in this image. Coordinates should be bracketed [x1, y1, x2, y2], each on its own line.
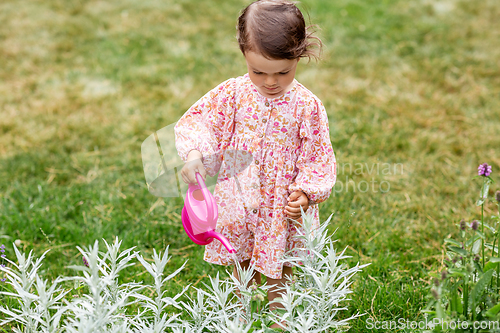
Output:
[245, 51, 299, 98]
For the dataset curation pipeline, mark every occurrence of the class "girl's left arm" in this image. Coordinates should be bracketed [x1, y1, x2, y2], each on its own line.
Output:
[288, 98, 337, 204]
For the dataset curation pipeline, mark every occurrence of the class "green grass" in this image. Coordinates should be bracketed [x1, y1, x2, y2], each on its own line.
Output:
[1, 0, 499, 331]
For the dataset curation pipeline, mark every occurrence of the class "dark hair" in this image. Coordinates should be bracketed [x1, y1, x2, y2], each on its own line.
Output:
[237, 0, 322, 61]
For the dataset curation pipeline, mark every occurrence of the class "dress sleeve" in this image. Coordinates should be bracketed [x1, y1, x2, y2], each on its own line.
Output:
[174, 78, 236, 177]
[288, 98, 337, 204]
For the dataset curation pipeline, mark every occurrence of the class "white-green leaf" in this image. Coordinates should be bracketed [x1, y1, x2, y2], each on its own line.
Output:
[448, 268, 467, 276]
[466, 233, 483, 246]
[485, 303, 500, 318]
[444, 239, 462, 247]
[472, 239, 482, 254]
[484, 261, 499, 272]
[481, 182, 490, 200]
[448, 246, 468, 256]
[480, 222, 496, 233]
[436, 300, 444, 319]
[472, 269, 494, 303]
[486, 244, 499, 253]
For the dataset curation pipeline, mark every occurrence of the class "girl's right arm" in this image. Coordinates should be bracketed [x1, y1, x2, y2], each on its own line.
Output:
[180, 150, 206, 184]
[174, 78, 237, 183]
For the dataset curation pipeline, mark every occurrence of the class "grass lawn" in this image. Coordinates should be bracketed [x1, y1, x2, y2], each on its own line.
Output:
[1, 0, 499, 331]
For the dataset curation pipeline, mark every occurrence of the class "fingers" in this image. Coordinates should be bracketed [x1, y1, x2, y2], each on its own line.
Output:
[287, 191, 301, 202]
[285, 190, 308, 219]
[188, 169, 205, 185]
[181, 170, 193, 185]
[198, 168, 207, 181]
[285, 211, 301, 218]
[285, 210, 302, 219]
[287, 199, 307, 208]
[284, 205, 307, 218]
[287, 191, 308, 203]
[180, 159, 207, 185]
[287, 193, 308, 208]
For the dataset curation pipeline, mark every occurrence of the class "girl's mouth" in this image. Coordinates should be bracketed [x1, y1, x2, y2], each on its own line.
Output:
[265, 86, 279, 91]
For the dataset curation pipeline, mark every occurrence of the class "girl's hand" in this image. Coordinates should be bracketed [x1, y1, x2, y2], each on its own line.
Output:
[285, 191, 309, 221]
[181, 150, 207, 185]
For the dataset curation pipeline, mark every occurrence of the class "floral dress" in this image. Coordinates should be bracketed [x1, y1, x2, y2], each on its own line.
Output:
[174, 74, 336, 279]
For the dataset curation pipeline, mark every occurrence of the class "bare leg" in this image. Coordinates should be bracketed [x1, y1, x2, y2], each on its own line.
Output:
[233, 259, 262, 300]
[267, 266, 293, 330]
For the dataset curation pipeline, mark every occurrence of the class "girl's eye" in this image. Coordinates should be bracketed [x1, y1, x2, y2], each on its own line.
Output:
[253, 71, 263, 75]
[279, 71, 290, 75]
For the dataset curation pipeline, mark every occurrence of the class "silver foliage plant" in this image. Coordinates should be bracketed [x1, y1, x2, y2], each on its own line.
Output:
[270, 210, 370, 332]
[0, 210, 368, 332]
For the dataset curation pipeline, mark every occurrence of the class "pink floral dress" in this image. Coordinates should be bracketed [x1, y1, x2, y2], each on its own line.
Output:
[174, 74, 336, 279]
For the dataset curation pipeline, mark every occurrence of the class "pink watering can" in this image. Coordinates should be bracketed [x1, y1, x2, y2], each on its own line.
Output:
[181, 173, 236, 254]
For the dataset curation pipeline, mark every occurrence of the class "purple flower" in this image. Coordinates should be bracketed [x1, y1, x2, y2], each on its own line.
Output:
[82, 256, 89, 267]
[460, 219, 466, 230]
[471, 220, 479, 231]
[0, 244, 4, 249]
[0, 278, 5, 282]
[0, 264, 5, 268]
[0, 254, 5, 259]
[478, 163, 492, 177]
[441, 271, 448, 280]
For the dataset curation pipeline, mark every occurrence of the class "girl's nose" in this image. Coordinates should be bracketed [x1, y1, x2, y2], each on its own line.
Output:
[265, 75, 277, 86]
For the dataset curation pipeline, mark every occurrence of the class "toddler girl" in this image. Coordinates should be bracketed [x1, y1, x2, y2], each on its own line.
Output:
[175, 0, 336, 328]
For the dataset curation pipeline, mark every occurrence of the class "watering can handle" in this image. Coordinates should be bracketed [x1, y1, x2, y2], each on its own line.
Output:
[195, 173, 214, 222]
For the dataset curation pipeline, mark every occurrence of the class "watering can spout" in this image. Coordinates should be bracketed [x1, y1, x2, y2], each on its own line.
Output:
[207, 231, 236, 254]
